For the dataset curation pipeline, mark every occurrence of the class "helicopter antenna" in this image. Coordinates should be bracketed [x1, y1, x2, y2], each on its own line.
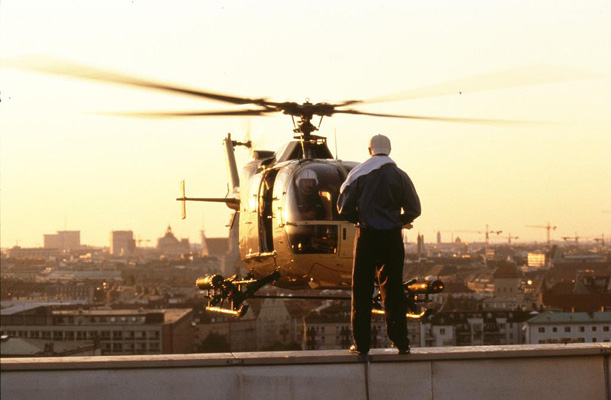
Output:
[334, 128, 338, 159]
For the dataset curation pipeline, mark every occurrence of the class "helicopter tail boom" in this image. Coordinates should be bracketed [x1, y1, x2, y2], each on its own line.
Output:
[224, 133, 241, 195]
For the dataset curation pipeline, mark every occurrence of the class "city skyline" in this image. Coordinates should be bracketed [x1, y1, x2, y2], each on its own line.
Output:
[2, 224, 607, 250]
[1, 1, 610, 248]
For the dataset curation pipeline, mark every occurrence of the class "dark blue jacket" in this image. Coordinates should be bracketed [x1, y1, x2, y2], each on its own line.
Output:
[337, 163, 421, 230]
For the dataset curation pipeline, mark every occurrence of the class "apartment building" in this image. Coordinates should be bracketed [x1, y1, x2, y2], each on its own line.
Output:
[525, 311, 611, 344]
[420, 310, 532, 347]
[0, 305, 193, 355]
[302, 302, 422, 350]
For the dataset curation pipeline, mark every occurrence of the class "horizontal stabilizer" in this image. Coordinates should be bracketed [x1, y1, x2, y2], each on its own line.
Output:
[176, 197, 240, 204]
[178, 180, 240, 219]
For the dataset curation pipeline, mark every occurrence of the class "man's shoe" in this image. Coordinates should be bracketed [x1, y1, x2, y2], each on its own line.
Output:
[349, 345, 368, 355]
[397, 346, 410, 355]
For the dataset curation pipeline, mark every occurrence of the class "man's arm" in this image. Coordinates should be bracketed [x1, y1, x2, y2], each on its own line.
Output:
[337, 182, 359, 223]
[400, 172, 421, 224]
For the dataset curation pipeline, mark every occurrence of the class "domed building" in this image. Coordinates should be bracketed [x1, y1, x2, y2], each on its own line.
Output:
[157, 226, 190, 258]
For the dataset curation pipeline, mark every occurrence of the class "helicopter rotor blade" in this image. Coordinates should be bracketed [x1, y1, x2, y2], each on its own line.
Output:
[338, 64, 606, 105]
[4, 55, 273, 107]
[334, 109, 546, 125]
[333, 99, 362, 107]
[99, 109, 275, 118]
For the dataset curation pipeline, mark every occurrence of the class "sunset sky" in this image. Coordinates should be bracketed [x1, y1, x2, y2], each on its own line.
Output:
[1, 0, 610, 248]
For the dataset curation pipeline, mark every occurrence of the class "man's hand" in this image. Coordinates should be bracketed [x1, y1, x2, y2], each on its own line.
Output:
[402, 223, 413, 230]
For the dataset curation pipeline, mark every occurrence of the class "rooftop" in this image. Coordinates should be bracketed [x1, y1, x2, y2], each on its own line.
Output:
[0, 301, 86, 316]
[51, 308, 192, 324]
[1, 344, 609, 399]
[0, 337, 95, 357]
[528, 311, 611, 324]
[492, 265, 522, 279]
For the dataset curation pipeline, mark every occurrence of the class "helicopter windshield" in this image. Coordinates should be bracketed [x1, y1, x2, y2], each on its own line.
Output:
[283, 162, 355, 255]
[286, 163, 347, 222]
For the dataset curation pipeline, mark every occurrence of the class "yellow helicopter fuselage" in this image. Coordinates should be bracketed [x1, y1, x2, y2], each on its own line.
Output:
[237, 151, 359, 290]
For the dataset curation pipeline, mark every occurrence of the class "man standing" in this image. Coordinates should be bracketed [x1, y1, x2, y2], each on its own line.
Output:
[337, 134, 421, 355]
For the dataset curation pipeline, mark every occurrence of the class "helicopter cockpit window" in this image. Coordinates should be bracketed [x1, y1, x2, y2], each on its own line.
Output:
[287, 164, 347, 222]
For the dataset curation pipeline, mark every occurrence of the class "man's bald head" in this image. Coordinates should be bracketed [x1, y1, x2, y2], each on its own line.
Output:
[368, 134, 391, 156]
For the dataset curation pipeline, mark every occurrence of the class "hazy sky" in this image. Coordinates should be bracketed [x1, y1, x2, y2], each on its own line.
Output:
[1, 0, 610, 248]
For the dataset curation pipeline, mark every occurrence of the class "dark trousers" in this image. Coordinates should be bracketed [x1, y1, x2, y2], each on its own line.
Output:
[352, 227, 409, 351]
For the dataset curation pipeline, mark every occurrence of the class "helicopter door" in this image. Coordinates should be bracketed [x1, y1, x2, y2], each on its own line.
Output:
[339, 223, 356, 258]
[258, 169, 278, 252]
[239, 173, 263, 257]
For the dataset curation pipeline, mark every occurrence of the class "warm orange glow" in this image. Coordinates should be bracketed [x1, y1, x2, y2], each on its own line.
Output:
[0, 1, 609, 247]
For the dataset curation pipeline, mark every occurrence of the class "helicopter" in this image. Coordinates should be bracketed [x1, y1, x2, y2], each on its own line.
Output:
[6, 57, 587, 319]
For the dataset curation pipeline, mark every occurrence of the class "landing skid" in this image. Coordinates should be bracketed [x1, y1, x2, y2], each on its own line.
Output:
[196, 273, 444, 321]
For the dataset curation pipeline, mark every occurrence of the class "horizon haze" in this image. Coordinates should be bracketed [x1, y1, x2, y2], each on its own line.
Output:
[1, 1, 610, 248]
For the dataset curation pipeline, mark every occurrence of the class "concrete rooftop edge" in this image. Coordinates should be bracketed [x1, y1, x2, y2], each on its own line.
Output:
[2, 343, 609, 372]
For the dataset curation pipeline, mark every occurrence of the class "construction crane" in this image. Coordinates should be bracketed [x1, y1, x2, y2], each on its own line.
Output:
[456, 224, 502, 245]
[526, 222, 556, 247]
[136, 238, 151, 248]
[561, 235, 580, 245]
[504, 233, 519, 245]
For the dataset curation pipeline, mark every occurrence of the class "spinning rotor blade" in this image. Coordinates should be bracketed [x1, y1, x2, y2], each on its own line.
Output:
[5, 56, 587, 128]
[334, 109, 544, 125]
[4, 55, 270, 106]
[102, 109, 274, 118]
[341, 64, 606, 105]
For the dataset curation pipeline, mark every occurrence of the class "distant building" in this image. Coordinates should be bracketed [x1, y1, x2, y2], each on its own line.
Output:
[485, 248, 495, 259]
[417, 234, 425, 257]
[193, 305, 259, 352]
[1, 280, 105, 303]
[200, 235, 231, 273]
[195, 311, 250, 352]
[467, 274, 494, 294]
[6, 247, 60, 259]
[110, 230, 136, 256]
[302, 302, 422, 351]
[421, 310, 531, 347]
[157, 226, 190, 258]
[482, 264, 540, 310]
[304, 303, 391, 350]
[492, 264, 522, 297]
[540, 272, 611, 312]
[527, 252, 546, 268]
[204, 238, 229, 259]
[256, 298, 304, 350]
[0, 306, 193, 355]
[43, 231, 80, 251]
[525, 311, 611, 344]
[432, 280, 478, 305]
[37, 270, 122, 284]
[0, 336, 100, 357]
